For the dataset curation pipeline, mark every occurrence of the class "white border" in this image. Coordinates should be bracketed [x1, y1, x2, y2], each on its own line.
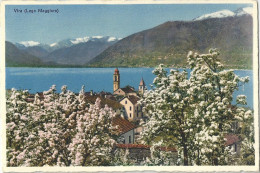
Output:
[0, 0, 259, 172]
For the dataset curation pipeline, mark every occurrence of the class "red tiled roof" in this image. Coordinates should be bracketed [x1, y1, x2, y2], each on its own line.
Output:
[116, 143, 177, 152]
[116, 143, 150, 149]
[112, 116, 136, 134]
[225, 134, 240, 146]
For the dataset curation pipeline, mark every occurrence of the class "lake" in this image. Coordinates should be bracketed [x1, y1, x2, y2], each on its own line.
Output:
[6, 67, 253, 108]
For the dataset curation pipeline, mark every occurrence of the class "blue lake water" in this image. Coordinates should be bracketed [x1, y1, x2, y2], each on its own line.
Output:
[6, 67, 254, 109]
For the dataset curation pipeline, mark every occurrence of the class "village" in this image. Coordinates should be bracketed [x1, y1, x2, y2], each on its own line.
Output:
[82, 68, 181, 163]
[20, 68, 178, 164]
[21, 68, 243, 165]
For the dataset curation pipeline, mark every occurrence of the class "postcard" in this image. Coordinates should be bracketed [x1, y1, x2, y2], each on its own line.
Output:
[0, 0, 259, 172]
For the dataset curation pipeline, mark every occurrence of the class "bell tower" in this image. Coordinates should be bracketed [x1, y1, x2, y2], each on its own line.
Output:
[139, 77, 146, 95]
[113, 68, 120, 92]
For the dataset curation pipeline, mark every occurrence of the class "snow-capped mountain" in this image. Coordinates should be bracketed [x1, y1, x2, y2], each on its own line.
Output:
[44, 36, 120, 65]
[70, 36, 119, 44]
[235, 7, 253, 16]
[49, 36, 121, 50]
[15, 41, 52, 52]
[12, 36, 121, 66]
[19, 41, 40, 47]
[194, 10, 235, 21]
[193, 7, 253, 21]
[15, 36, 121, 52]
[15, 41, 42, 49]
[48, 39, 73, 50]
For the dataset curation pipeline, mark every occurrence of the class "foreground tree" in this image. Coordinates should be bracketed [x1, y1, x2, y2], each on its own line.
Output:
[6, 85, 118, 166]
[139, 49, 254, 165]
[68, 97, 117, 166]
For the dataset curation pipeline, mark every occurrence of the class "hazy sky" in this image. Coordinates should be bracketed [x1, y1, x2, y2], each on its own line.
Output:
[5, 4, 251, 44]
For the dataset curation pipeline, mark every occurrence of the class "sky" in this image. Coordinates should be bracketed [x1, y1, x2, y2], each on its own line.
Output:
[5, 3, 252, 45]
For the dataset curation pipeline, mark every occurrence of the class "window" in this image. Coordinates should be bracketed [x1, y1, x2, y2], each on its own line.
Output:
[129, 136, 131, 144]
[234, 144, 237, 152]
[130, 113, 132, 117]
[130, 106, 132, 111]
[125, 100, 127, 104]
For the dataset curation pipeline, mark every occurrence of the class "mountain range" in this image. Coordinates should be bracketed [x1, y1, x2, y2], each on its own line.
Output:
[6, 7, 253, 69]
[9, 36, 121, 66]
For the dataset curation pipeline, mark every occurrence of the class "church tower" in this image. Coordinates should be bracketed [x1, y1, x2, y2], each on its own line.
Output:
[139, 77, 146, 95]
[113, 68, 120, 92]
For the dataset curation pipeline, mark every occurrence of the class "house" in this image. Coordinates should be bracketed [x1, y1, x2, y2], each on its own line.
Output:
[225, 134, 241, 155]
[112, 116, 136, 144]
[114, 86, 137, 97]
[224, 134, 242, 164]
[96, 91, 117, 101]
[120, 95, 144, 121]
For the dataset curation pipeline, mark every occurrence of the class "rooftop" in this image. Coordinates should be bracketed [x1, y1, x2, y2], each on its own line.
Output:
[225, 134, 240, 146]
[120, 86, 135, 93]
[139, 78, 145, 86]
[112, 116, 136, 134]
[114, 68, 119, 74]
[127, 95, 140, 105]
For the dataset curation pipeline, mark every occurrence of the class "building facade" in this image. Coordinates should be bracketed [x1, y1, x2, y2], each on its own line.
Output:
[112, 116, 135, 144]
[120, 96, 144, 121]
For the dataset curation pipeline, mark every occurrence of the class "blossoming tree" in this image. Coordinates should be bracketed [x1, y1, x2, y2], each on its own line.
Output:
[6, 85, 117, 166]
[139, 49, 254, 165]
